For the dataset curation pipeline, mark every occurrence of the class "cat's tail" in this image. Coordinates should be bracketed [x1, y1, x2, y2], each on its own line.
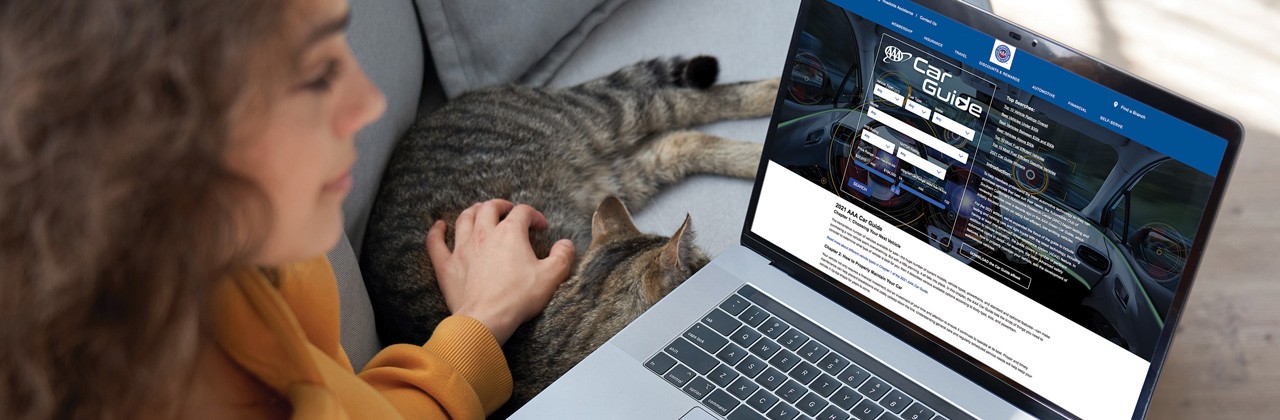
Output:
[586, 56, 720, 91]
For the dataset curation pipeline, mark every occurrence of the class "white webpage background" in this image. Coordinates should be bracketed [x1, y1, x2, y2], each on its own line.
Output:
[752, 160, 1147, 419]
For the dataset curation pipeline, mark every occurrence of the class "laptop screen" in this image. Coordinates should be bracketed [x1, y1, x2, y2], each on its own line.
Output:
[747, 0, 1233, 418]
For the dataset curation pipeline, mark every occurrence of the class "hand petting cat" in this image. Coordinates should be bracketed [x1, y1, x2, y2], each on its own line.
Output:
[427, 199, 576, 345]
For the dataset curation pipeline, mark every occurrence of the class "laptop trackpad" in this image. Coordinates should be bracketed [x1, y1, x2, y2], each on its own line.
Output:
[678, 407, 717, 420]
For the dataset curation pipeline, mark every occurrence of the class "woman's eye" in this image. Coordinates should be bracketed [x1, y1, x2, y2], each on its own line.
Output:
[302, 60, 341, 92]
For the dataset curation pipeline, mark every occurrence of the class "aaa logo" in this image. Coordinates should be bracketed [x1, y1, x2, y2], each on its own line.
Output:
[883, 45, 914, 63]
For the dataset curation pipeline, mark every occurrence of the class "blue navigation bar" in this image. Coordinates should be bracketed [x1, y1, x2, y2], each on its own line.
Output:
[830, 0, 1227, 176]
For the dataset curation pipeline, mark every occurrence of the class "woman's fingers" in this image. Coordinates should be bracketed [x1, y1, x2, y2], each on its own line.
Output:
[426, 198, 575, 345]
[425, 220, 452, 265]
[499, 203, 550, 232]
[538, 239, 575, 284]
[454, 202, 480, 246]
[474, 199, 516, 228]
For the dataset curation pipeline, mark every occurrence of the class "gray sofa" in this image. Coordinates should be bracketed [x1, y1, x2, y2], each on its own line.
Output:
[332, 0, 990, 372]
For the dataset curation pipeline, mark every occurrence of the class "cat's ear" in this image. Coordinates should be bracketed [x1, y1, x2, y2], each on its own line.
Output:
[591, 196, 640, 243]
[659, 214, 697, 272]
[642, 214, 701, 303]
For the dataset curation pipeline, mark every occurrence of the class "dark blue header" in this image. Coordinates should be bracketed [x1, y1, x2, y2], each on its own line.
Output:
[830, 0, 1227, 176]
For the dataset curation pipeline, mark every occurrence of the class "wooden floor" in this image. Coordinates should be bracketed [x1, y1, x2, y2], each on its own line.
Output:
[1145, 128, 1280, 418]
[988, 1, 1280, 418]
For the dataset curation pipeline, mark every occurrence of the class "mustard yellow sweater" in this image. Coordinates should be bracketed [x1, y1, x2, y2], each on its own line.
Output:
[210, 256, 511, 419]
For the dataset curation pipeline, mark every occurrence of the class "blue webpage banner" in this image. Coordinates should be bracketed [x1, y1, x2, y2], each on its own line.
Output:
[830, 0, 1227, 176]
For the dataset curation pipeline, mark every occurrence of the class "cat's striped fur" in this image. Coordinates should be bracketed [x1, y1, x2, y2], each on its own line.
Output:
[359, 56, 777, 410]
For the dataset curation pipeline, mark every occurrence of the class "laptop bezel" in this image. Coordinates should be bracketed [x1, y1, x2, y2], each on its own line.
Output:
[739, 0, 1245, 418]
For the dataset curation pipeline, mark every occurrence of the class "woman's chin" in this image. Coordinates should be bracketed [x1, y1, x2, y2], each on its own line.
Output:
[250, 214, 345, 267]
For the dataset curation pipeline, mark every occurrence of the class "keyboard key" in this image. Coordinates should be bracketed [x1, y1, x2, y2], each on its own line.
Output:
[731, 325, 764, 348]
[797, 341, 829, 363]
[684, 323, 730, 353]
[768, 349, 802, 372]
[703, 389, 740, 416]
[850, 398, 884, 420]
[645, 353, 677, 375]
[738, 306, 769, 326]
[787, 361, 820, 385]
[703, 308, 745, 336]
[717, 343, 749, 365]
[777, 328, 809, 351]
[749, 339, 782, 359]
[879, 389, 913, 414]
[816, 352, 849, 376]
[746, 389, 780, 413]
[835, 363, 870, 388]
[756, 367, 787, 391]
[756, 316, 788, 339]
[729, 405, 768, 420]
[684, 376, 717, 400]
[830, 386, 862, 410]
[901, 402, 936, 420]
[808, 374, 840, 397]
[765, 402, 799, 420]
[728, 376, 760, 400]
[857, 376, 890, 401]
[736, 355, 768, 378]
[709, 364, 740, 387]
[795, 392, 828, 417]
[664, 364, 696, 387]
[776, 379, 806, 403]
[667, 338, 718, 375]
[720, 295, 750, 315]
[815, 405, 850, 420]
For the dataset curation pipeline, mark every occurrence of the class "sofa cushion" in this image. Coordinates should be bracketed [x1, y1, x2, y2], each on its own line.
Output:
[345, 0, 426, 256]
[336, 0, 428, 370]
[416, 0, 629, 98]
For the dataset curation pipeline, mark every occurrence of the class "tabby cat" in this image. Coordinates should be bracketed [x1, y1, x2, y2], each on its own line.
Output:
[496, 196, 707, 415]
[360, 56, 777, 409]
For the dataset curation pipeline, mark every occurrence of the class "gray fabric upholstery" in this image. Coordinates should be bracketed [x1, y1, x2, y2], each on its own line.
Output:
[334, 0, 427, 370]
[415, 0, 629, 98]
[343, 0, 425, 256]
[327, 234, 381, 370]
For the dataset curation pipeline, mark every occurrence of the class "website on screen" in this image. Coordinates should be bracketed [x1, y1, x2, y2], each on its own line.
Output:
[752, 0, 1225, 417]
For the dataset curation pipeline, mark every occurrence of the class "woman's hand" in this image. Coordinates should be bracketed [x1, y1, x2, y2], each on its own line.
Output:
[426, 199, 575, 345]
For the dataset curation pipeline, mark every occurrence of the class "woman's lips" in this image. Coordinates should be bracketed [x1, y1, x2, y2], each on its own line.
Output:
[322, 168, 353, 193]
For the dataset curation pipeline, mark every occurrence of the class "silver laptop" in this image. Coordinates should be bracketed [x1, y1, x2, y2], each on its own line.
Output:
[515, 0, 1243, 418]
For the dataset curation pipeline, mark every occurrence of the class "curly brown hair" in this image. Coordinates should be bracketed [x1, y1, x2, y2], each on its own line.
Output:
[0, 1, 288, 418]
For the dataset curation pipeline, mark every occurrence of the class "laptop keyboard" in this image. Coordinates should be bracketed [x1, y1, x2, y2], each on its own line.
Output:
[643, 285, 971, 420]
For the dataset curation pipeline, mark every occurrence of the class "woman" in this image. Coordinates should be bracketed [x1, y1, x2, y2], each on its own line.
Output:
[0, 0, 574, 418]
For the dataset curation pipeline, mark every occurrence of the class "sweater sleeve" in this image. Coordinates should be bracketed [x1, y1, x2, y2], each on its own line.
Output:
[358, 316, 513, 419]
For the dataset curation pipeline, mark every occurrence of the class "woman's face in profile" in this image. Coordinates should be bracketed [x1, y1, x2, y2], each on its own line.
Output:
[227, 0, 386, 266]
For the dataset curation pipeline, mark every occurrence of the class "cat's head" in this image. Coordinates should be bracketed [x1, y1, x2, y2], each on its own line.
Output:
[580, 196, 709, 304]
